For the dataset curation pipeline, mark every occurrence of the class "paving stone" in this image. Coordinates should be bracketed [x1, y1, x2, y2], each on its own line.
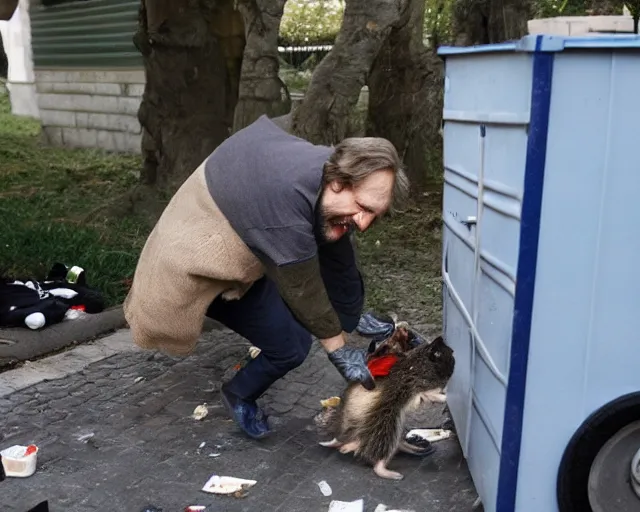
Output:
[0, 329, 480, 511]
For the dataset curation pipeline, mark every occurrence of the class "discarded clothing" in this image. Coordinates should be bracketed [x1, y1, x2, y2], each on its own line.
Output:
[0, 263, 104, 330]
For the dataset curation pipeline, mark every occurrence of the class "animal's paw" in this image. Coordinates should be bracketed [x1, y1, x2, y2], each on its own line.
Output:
[338, 440, 360, 454]
[422, 389, 447, 403]
[374, 461, 404, 480]
[433, 392, 447, 403]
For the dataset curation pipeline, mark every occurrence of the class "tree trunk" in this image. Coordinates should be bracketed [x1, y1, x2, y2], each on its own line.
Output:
[0, 0, 18, 21]
[0, 29, 7, 79]
[134, 0, 244, 195]
[368, 0, 444, 197]
[232, 0, 290, 132]
[452, 0, 533, 46]
[291, 0, 405, 145]
[623, 1, 639, 32]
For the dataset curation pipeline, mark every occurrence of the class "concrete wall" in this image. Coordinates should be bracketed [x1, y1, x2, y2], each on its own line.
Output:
[36, 69, 143, 153]
[0, 0, 39, 118]
[0, 0, 143, 153]
[528, 15, 636, 36]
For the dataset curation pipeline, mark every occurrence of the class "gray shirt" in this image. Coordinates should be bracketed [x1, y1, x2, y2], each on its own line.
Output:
[203, 115, 345, 339]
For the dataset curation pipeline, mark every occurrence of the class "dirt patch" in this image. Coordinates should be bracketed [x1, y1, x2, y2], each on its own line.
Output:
[356, 189, 443, 328]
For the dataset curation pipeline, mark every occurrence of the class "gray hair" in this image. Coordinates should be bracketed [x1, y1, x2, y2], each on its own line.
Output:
[323, 137, 410, 212]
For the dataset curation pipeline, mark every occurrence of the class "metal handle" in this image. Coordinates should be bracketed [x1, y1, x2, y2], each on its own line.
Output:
[461, 216, 477, 229]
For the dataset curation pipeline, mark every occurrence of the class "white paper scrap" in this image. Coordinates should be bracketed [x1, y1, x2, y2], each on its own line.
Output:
[374, 505, 416, 512]
[405, 428, 452, 443]
[317, 480, 332, 496]
[327, 499, 364, 512]
[201, 474, 257, 495]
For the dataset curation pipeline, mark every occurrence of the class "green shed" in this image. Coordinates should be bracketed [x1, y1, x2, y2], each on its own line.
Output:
[29, 0, 144, 152]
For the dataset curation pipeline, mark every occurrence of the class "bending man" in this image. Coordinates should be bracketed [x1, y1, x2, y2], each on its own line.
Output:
[124, 115, 409, 439]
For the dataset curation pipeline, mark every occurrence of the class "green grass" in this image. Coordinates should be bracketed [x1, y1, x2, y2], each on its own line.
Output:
[280, 67, 313, 93]
[0, 84, 443, 325]
[0, 84, 147, 306]
[356, 190, 443, 326]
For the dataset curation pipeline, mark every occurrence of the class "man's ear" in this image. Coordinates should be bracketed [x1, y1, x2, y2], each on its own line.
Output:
[329, 180, 347, 193]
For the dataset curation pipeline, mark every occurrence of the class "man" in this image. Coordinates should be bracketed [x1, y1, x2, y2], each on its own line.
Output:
[124, 114, 409, 439]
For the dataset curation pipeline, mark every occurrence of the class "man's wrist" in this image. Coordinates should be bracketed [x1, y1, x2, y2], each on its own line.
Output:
[320, 333, 345, 353]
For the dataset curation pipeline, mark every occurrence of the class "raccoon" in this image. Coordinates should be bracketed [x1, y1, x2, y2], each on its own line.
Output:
[319, 335, 455, 480]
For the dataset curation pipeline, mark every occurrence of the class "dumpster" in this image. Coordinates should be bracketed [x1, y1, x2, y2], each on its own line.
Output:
[437, 34, 640, 512]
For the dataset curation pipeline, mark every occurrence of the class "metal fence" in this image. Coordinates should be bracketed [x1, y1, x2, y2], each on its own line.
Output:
[278, 44, 333, 69]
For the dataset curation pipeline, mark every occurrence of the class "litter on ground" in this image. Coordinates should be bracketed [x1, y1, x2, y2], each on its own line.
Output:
[192, 404, 209, 420]
[405, 428, 451, 443]
[75, 432, 95, 443]
[374, 505, 416, 512]
[201, 474, 257, 495]
[317, 480, 332, 496]
[320, 396, 341, 408]
[327, 499, 364, 512]
[1, 444, 39, 477]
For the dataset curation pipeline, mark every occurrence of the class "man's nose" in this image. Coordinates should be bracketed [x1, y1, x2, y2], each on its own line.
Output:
[353, 212, 375, 232]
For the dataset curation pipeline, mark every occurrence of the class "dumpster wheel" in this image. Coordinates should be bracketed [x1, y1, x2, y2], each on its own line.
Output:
[557, 392, 640, 512]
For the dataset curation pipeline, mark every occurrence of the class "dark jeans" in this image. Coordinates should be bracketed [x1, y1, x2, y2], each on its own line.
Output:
[206, 234, 364, 402]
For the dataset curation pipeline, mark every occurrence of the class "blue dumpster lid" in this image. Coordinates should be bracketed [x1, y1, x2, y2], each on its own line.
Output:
[437, 33, 640, 56]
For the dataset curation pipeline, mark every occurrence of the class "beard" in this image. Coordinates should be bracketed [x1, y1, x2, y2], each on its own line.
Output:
[319, 206, 354, 243]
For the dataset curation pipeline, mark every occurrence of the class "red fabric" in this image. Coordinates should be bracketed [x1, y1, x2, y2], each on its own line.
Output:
[367, 354, 399, 377]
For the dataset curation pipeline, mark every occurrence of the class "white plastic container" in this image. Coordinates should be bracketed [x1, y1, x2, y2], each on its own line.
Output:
[438, 34, 640, 512]
[1, 444, 38, 477]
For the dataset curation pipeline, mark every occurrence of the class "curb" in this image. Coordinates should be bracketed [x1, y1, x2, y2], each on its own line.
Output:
[0, 307, 227, 369]
[0, 306, 127, 368]
[0, 328, 139, 398]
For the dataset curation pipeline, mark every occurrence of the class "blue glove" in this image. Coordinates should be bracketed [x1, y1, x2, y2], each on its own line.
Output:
[356, 311, 395, 341]
[327, 346, 376, 390]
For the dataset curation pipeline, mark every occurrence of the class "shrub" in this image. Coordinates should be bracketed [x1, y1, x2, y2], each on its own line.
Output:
[280, 0, 345, 46]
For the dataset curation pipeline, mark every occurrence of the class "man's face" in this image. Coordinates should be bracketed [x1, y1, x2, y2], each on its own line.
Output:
[319, 168, 394, 242]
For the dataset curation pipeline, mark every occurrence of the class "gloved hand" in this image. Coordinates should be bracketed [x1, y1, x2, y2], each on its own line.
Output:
[327, 346, 376, 390]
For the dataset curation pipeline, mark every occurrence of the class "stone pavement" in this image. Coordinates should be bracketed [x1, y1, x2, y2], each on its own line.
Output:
[0, 328, 480, 512]
[0, 306, 127, 369]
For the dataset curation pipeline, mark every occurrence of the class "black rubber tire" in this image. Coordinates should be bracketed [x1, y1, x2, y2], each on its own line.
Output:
[557, 392, 640, 512]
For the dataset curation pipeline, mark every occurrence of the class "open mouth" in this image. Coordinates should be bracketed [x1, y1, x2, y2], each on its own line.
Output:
[327, 218, 353, 238]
